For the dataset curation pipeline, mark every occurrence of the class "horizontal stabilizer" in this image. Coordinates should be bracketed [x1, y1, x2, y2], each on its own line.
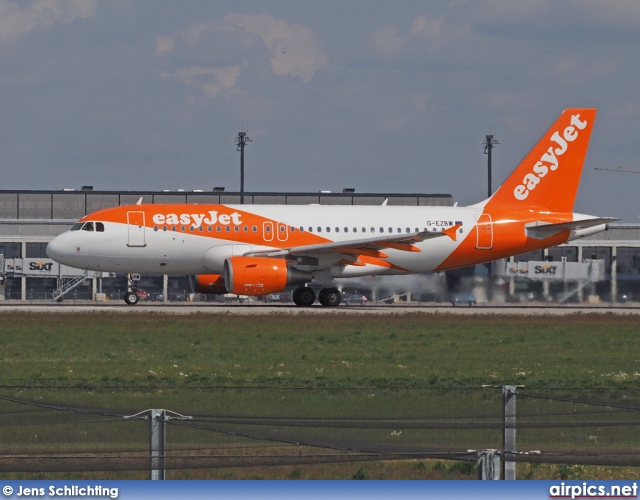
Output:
[525, 217, 618, 240]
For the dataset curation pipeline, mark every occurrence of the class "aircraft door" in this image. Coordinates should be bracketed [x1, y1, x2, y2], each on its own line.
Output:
[475, 214, 493, 250]
[127, 211, 146, 247]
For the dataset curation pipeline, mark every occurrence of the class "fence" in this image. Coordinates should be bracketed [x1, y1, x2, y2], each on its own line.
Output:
[1, 386, 640, 479]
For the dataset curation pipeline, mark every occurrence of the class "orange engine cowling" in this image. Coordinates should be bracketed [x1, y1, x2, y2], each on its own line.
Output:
[189, 274, 227, 294]
[223, 256, 311, 296]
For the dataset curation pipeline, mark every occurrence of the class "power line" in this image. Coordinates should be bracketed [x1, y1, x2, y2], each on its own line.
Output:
[594, 166, 640, 173]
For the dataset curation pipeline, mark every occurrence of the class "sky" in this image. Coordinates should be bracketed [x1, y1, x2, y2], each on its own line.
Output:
[2, 0, 640, 222]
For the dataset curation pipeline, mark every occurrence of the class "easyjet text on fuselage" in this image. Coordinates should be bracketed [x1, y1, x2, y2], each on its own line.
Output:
[152, 211, 243, 227]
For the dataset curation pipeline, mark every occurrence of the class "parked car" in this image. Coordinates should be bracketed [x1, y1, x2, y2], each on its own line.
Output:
[343, 294, 369, 305]
[132, 287, 149, 301]
[452, 292, 476, 306]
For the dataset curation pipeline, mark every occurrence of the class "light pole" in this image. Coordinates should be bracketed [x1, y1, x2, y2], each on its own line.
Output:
[234, 131, 252, 204]
[482, 132, 500, 198]
[482, 130, 500, 304]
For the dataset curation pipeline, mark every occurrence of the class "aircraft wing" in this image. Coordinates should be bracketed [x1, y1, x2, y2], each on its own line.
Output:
[525, 217, 618, 239]
[244, 227, 459, 260]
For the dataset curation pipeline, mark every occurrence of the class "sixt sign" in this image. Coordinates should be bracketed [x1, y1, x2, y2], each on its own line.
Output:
[534, 264, 558, 275]
[24, 259, 58, 276]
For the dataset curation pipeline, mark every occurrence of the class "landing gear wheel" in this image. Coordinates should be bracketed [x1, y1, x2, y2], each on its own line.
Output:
[124, 291, 139, 305]
[319, 287, 342, 307]
[293, 287, 316, 306]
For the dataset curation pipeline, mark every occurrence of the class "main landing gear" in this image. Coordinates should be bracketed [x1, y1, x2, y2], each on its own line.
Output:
[292, 286, 342, 307]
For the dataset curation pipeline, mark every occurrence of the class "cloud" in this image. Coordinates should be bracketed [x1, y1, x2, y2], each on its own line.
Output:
[154, 35, 175, 57]
[162, 64, 243, 98]
[224, 12, 327, 83]
[0, 0, 96, 45]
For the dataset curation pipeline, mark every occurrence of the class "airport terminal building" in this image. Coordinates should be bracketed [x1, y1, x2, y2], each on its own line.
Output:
[1, 188, 639, 304]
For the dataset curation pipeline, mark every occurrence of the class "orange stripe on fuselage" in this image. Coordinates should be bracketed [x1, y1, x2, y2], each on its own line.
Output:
[435, 209, 572, 271]
[81, 204, 331, 249]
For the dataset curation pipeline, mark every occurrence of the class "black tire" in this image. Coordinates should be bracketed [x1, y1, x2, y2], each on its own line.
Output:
[293, 287, 316, 306]
[124, 292, 139, 305]
[319, 287, 342, 307]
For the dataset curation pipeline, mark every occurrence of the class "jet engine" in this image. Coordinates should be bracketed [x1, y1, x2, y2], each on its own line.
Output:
[189, 274, 227, 294]
[223, 256, 311, 295]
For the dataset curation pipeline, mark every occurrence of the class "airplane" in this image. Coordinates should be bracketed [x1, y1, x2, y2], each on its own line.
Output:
[46, 108, 615, 307]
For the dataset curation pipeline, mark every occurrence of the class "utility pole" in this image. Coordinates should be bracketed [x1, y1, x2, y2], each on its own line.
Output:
[482, 132, 500, 198]
[482, 130, 500, 303]
[234, 131, 252, 204]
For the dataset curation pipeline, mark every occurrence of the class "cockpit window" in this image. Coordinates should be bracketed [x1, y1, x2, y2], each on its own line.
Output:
[71, 221, 105, 232]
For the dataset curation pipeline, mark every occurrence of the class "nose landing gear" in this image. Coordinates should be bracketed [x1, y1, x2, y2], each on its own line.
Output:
[124, 291, 139, 305]
[123, 273, 141, 305]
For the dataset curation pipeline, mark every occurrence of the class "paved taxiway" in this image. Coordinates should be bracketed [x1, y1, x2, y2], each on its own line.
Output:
[0, 301, 638, 315]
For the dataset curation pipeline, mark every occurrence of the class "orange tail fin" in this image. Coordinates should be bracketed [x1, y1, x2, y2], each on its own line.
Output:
[486, 108, 597, 213]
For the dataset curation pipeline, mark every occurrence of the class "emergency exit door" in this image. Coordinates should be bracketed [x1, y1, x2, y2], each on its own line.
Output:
[475, 214, 493, 250]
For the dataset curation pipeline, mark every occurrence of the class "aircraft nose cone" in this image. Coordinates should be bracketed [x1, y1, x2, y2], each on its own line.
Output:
[46, 236, 67, 263]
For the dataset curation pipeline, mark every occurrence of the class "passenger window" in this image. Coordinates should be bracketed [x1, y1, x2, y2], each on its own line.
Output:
[317, 227, 322, 232]
[326, 227, 331, 232]
[253, 226, 258, 232]
[335, 227, 339, 232]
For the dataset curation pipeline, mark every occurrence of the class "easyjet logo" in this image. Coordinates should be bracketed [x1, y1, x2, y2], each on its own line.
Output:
[152, 210, 243, 227]
[513, 113, 588, 201]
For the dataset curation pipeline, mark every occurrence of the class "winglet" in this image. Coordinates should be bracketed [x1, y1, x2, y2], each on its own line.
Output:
[443, 223, 462, 241]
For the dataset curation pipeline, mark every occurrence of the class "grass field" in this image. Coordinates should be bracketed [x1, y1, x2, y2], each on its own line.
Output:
[1, 311, 638, 388]
[1, 311, 639, 479]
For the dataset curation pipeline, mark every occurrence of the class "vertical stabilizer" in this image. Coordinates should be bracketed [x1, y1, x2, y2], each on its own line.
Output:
[486, 108, 597, 213]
